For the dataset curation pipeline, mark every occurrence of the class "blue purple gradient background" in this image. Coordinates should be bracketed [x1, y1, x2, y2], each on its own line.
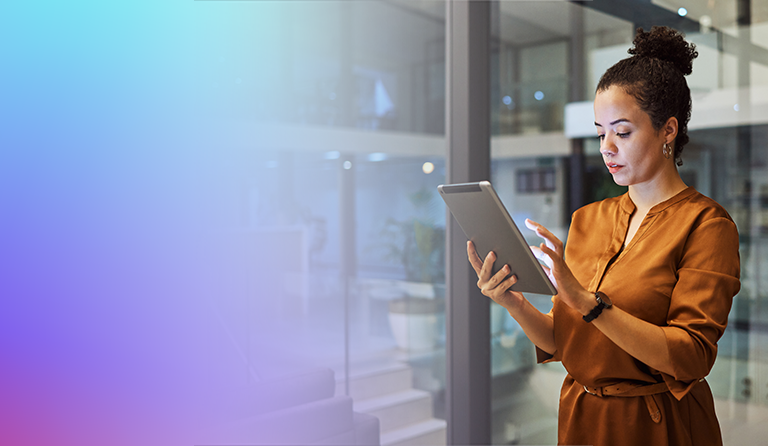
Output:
[1, 1, 321, 444]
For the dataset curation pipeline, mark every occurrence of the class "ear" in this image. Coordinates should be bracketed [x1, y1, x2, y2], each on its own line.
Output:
[663, 117, 678, 145]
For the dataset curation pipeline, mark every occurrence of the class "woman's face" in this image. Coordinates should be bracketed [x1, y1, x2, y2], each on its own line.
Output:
[594, 85, 670, 188]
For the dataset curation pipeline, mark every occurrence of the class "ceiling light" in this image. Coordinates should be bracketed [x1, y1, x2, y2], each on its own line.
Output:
[368, 153, 387, 162]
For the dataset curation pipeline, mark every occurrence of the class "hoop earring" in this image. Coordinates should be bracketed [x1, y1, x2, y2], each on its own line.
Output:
[663, 143, 672, 159]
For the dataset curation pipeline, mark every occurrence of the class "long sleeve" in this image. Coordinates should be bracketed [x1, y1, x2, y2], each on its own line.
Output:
[661, 217, 740, 399]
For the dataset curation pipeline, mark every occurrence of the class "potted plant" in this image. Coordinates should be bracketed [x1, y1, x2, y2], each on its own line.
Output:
[380, 187, 446, 285]
[379, 187, 446, 351]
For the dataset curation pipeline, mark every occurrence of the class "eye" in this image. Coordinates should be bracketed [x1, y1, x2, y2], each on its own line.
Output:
[596, 134, 605, 141]
[617, 132, 630, 138]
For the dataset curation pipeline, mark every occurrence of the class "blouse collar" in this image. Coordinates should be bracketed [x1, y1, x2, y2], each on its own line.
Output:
[619, 186, 696, 216]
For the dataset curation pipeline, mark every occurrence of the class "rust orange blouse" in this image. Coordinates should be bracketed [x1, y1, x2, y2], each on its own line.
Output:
[538, 187, 741, 446]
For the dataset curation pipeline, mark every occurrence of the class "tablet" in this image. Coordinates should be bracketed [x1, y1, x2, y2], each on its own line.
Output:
[438, 181, 557, 295]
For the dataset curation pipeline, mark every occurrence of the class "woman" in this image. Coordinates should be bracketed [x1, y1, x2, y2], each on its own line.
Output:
[468, 27, 740, 445]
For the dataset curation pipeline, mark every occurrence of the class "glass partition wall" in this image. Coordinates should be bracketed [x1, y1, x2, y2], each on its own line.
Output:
[488, 1, 768, 445]
[215, 2, 450, 446]
[203, 1, 767, 445]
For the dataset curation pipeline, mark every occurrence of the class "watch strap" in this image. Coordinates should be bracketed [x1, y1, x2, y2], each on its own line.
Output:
[583, 292, 607, 323]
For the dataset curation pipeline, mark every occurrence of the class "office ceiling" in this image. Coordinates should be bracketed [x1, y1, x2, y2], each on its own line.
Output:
[653, 0, 768, 29]
[497, 1, 631, 45]
[385, 1, 633, 46]
[386, 0, 767, 47]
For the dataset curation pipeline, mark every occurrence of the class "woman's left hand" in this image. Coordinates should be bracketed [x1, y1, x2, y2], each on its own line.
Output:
[525, 220, 676, 374]
[525, 219, 591, 315]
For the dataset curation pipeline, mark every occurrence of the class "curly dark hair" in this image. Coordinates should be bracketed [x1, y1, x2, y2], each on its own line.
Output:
[596, 27, 698, 166]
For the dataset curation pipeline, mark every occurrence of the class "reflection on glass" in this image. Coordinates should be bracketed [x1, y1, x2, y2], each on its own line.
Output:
[216, 2, 449, 445]
[492, 1, 768, 445]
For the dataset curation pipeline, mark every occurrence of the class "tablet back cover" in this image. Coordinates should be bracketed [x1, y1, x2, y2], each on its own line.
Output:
[438, 181, 556, 295]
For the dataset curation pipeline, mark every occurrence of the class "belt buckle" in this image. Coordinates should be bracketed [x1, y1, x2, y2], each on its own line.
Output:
[584, 385, 601, 396]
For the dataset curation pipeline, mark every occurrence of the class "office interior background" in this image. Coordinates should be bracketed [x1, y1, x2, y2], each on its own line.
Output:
[2, 1, 768, 445]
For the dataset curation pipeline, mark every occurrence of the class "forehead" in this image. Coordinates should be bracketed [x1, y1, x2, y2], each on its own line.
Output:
[593, 86, 645, 125]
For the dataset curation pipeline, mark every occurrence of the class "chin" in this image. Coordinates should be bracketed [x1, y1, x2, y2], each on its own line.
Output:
[610, 176, 630, 187]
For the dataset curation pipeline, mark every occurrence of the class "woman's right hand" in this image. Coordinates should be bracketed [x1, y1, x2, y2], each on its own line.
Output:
[467, 240, 557, 355]
[467, 241, 526, 311]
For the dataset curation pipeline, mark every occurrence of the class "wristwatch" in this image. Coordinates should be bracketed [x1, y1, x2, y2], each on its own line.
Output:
[583, 291, 613, 323]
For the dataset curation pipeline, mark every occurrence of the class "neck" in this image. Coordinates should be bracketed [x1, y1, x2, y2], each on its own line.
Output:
[628, 171, 688, 211]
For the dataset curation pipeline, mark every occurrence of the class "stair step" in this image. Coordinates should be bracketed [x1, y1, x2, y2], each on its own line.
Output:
[335, 362, 413, 400]
[380, 418, 446, 446]
[354, 389, 432, 433]
[210, 395, 354, 445]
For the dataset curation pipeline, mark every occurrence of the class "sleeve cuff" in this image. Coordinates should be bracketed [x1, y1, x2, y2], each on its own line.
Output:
[661, 325, 716, 400]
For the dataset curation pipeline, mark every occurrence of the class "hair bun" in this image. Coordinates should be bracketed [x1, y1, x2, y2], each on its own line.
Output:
[628, 26, 698, 75]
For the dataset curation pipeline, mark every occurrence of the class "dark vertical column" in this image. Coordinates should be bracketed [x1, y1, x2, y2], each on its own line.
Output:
[734, 0, 752, 409]
[511, 46, 521, 135]
[445, 1, 491, 445]
[489, 1, 500, 136]
[568, 3, 587, 216]
[568, 3, 585, 101]
[734, 0, 752, 261]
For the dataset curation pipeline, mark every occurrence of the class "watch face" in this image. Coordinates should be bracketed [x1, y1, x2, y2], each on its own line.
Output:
[596, 291, 612, 308]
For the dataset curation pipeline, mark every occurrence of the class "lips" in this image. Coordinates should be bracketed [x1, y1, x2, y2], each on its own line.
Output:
[606, 162, 623, 174]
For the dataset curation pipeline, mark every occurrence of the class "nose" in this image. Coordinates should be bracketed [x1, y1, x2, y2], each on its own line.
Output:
[600, 136, 617, 156]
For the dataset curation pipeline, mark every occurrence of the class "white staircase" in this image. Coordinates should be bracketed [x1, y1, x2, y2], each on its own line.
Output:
[336, 362, 446, 446]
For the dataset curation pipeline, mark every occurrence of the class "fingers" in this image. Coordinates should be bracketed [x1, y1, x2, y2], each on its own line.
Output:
[467, 241, 498, 282]
[525, 219, 563, 254]
[495, 273, 519, 295]
[475, 254, 511, 293]
[481, 271, 518, 299]
[530, 245, 554, 270]
[478, 251, 496, 282]
[468, 241, 521, 301]
[467, 241, 484, 274]
[524, 218, 544, 233]
[538, 243, 560, 262]
[488, 263, 510, 286]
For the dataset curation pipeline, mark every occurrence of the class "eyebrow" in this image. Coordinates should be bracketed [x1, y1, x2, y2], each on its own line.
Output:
[594, 119, 630, 127]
